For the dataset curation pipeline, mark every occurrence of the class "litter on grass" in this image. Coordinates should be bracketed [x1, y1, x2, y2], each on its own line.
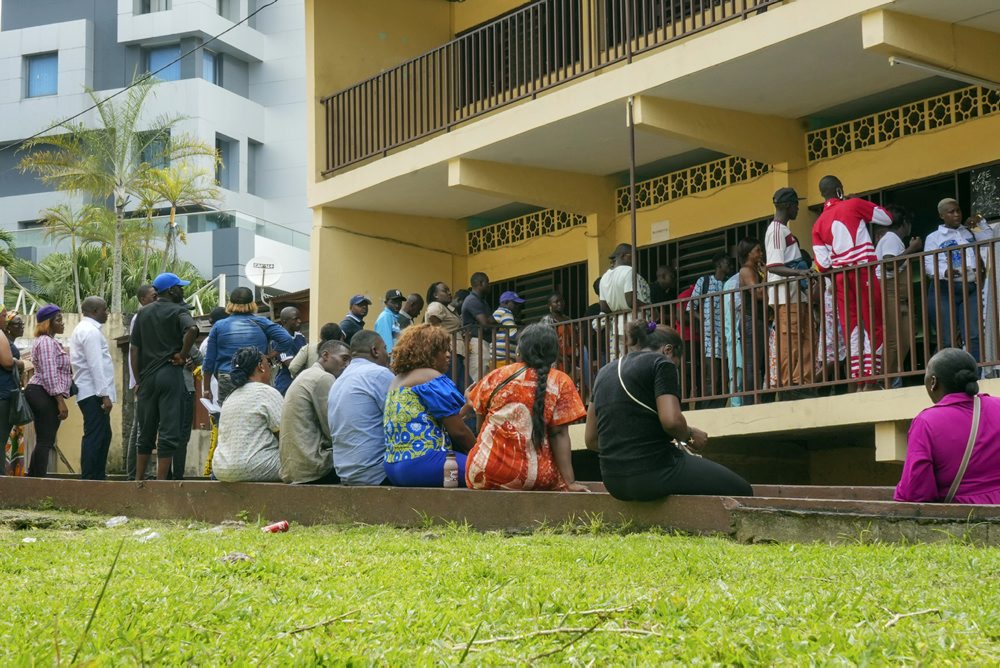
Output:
[220, 552, 253, 564]
[137, 531, 161, 543]
[105, 516, 129, 528]
[21, 537, 37, 543]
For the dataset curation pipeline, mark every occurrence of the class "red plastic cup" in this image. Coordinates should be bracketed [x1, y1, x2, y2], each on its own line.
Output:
[261, 520, 289, 533]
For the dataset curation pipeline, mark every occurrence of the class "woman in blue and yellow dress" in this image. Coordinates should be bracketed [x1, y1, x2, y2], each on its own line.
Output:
[383, 324, 476, 486]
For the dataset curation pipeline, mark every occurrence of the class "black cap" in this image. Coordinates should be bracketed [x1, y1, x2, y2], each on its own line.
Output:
[773, 187, 802, 206]
[608, 242, 632, 259]
[384, 289, 404, 302]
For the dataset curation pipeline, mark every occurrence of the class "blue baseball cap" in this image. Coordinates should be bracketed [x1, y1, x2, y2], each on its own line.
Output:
[499, 291, 525, 304]
[349, 294, 372, 306]
[152, 272, 191, 292]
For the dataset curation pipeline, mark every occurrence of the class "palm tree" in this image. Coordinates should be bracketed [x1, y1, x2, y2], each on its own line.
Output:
[18, 77, 218, 313]
[146, 162, 219, 268]
[0, 228, 15, 270]
[38, 203, 104, 313]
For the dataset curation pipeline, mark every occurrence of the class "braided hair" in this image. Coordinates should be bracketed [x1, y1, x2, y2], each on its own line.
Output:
[229, 347, 265, 389]
[516, 324, 559, 449]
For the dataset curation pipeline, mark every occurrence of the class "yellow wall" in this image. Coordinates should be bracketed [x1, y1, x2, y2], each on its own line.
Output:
[450, 0, 528, 35]
[468, 225, 589, 283]
[309, 208, 467, 340]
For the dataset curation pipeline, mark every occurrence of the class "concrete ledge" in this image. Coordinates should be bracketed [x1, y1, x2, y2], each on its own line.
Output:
[1, 478, 997, 544]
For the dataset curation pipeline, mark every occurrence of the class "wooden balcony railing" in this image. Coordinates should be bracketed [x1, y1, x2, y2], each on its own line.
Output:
[321, 0, 782, 175]
[449, 237, 1000, 407]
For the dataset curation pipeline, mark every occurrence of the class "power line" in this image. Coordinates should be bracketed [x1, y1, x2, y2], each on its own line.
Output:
[0, 0, 279, 156]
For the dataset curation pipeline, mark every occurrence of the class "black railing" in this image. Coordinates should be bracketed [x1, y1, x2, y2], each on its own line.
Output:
[321, 0, 781, 174]
[449, 237, 1000, 407]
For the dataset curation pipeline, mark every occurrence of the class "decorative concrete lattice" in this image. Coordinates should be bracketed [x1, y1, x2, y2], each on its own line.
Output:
[806, 86, 1000, 163]
[467, 209, 587, 255]
[615, 156, 771, 214]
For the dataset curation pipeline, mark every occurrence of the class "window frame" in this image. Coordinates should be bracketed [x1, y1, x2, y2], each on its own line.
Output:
[146, 44, 182, 82]
[25, 52, 58, 99]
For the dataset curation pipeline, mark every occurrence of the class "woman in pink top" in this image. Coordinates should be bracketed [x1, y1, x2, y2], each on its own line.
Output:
[895, 348, 1000, 504]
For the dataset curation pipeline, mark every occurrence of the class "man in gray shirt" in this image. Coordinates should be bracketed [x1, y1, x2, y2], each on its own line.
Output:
[327, 331, 393, 485]
[280, 340, 351, 484]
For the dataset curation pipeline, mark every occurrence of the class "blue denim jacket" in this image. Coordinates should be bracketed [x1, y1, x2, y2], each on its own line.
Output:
[203, 314, 295, 376]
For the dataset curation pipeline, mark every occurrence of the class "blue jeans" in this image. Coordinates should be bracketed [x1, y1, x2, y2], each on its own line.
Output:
[928, 281, 981, 363]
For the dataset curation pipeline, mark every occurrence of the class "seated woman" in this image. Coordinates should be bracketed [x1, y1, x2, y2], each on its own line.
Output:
[586, 320, 752, 500]
[465, 324, 589, 491]
[213, 347, 284, 482]
[895, 348, 1000, 504]
[383, 324, 475, 486]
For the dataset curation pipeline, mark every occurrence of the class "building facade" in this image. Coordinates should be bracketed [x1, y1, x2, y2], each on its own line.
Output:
[0, 0, 310, 293]
[307, 0, 1000, 484]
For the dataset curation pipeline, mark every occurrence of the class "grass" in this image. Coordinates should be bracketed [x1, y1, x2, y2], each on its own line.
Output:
[1, 511, 999, 665]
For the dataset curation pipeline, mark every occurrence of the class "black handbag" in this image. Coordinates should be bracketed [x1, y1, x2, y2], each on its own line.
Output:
[8, 365, 33, 426]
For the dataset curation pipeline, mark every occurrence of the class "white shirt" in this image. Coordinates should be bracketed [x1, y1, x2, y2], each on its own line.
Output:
[923, 223, 993, 281]
[764, 219, 806, 305]
[599, 265, 650, 312]
[875, 231, 906, 281]
[70, 316, 116, 402]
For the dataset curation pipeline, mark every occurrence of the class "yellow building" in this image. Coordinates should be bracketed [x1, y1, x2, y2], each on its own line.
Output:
[305, 0, 1000, 484]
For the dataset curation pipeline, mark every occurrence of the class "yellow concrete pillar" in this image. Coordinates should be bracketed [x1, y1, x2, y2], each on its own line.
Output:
[308, 207, 466, 341]
[874, 420, 908, 463]
[863, 10, 1000, 84]
[633, 96, 807, 167]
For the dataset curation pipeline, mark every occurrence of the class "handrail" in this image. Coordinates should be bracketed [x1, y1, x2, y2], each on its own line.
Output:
[446, 235, 1000, 406]
[321, 0, 782, 175]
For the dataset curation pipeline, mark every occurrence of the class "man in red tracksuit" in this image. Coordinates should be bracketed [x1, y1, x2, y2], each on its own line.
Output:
[811, 176, 894, 388]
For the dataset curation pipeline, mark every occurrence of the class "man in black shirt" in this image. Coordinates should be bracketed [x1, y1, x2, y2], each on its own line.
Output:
[339, 295, 371, 343]
[130, 272, 200, 481]
[650, 265, 677, 305]
[461, 272, 496, 382]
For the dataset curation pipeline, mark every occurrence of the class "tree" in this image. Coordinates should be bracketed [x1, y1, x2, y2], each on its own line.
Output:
[18, 77, 218, 313]
[12, 246, 216, 315]
[146, 163, 219, 269]
[38, 203, 105, 313]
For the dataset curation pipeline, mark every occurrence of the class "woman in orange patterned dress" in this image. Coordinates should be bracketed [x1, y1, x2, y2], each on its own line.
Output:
[465, 324, 589, 491]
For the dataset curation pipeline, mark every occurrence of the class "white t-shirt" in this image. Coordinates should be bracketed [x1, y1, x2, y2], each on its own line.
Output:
[599, 265, 650, 312]
[764, 220, 805, 305]
[874, 230, 906, 281]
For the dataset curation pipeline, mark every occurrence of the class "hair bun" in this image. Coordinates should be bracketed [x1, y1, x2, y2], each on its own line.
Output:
[953, 368, 980, 396]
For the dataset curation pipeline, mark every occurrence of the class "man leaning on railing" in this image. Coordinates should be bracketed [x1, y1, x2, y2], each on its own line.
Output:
[924, 198, 993, 366]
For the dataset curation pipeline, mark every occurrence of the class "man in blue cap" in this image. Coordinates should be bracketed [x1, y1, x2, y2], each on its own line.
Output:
[130, 272, 200, 480]
[339, 295, 371, 344]
[374, 289, 405, 355]
[492, 290, 525, 367]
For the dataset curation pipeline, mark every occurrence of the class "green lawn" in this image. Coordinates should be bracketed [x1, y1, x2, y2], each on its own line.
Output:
[2, 511, 998, 665]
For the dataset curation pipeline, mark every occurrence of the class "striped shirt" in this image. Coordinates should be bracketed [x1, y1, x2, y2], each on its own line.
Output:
[27, 335, 72, 397]
[492, 306, 518, 363]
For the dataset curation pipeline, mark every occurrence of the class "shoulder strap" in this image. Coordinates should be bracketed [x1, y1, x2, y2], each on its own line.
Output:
[617, 355, 656, 414]
[945, 395, 981, 503]
[486, 365, 528, 412]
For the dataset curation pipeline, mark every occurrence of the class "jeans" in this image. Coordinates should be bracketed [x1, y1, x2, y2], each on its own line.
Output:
[25, 385, 60, 477]
[78, 395, 111, 480]
[928, 281, 981, 363]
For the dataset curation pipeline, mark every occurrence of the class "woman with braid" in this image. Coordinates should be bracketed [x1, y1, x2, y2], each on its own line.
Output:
[465, 324, 589, 491]
[586, 320, 752, 500]
[212, 347, 284, 482]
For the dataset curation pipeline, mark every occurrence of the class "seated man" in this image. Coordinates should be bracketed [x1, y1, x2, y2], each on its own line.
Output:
[280, 340, 352, 484]
[327, 331, 394, 485]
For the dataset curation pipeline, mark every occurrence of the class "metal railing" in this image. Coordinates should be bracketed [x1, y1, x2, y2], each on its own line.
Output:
[321, 0, 781, 174]
[447, 236, 1000, 406]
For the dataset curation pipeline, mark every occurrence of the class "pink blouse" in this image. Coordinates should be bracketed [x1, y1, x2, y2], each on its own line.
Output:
[895, 393, 1000, 504]
[27, 335, 72, 397]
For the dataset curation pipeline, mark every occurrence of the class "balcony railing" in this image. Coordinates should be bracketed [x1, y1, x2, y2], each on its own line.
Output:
[321, 0, 781, 175]
[449, 237, 1000, 407]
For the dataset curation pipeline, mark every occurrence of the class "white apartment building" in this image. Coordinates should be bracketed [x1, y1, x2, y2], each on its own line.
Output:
[0, 0, 310, 294]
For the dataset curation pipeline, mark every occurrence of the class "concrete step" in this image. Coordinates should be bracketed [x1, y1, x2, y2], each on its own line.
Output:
[0, 477, 995, 545]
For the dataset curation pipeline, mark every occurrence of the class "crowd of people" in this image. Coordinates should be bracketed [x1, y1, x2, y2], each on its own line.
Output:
[1, 172, 998, 505]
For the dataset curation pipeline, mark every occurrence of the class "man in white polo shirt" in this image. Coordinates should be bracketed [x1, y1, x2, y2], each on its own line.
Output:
[764, 187, 816, 395]
[924, 197, 993, 363]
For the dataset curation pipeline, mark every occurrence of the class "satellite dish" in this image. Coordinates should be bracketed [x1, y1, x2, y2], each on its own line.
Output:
[244, 257, 283, 287]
